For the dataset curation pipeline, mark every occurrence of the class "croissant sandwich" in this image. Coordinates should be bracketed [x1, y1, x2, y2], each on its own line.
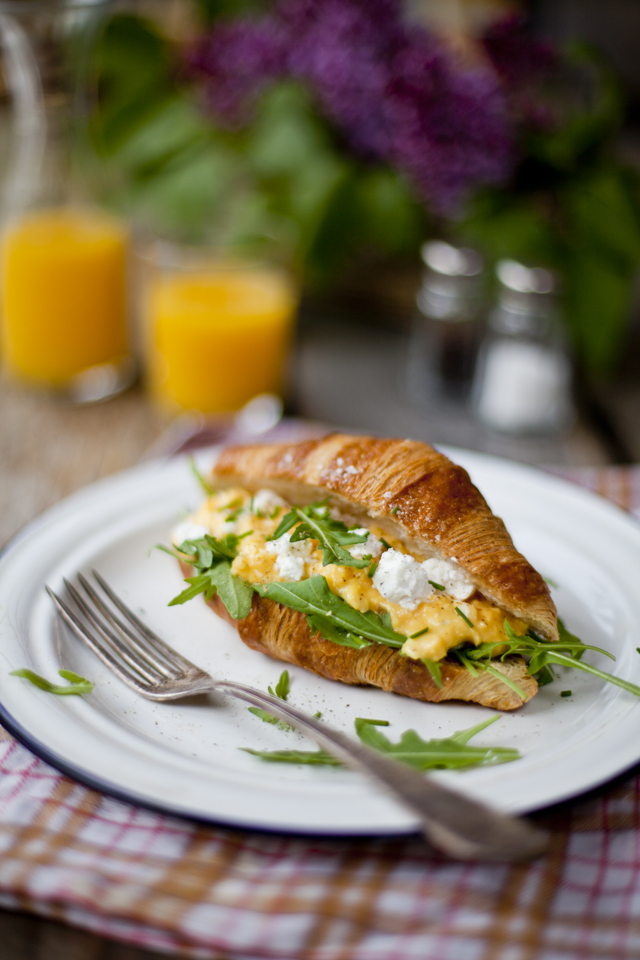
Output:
[169, 435, 558, 711]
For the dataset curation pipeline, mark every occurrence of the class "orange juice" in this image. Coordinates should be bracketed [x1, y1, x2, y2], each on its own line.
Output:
[1, 208, 129, 387]
[145, 264, 296, 413]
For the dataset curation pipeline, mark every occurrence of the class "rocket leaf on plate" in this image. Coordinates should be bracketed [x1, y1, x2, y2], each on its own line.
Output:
[249, 670, 292, 727]
[243, 714, 520, 769]
[11, 668, 94, 696]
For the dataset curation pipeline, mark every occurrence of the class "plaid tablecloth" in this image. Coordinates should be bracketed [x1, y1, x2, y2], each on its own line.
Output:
[1, 465, 639, 960]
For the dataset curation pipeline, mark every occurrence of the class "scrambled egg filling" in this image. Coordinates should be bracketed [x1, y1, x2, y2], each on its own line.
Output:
[181, 487, 528, 663]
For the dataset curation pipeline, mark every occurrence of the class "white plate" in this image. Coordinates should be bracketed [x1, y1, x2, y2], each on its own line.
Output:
[0, 448, 639, 836]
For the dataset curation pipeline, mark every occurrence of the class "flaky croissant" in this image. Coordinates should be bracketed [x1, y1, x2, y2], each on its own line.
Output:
[192, 435, 557, 710]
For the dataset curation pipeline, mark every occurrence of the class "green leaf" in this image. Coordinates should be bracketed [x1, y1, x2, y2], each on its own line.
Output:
[168, 574, 214, 606]
[272, 502, 370, 569]
[166, 529, 254, 619]
[306, 613, 372, 649]
[11, 669, 94, 696]
[248, 707, 281, 726]
[462, 619, 640, 701]
[249, 671, 293, 729]
[482, 663, 529, 703]
[206, 563, 255, 620]
[190, 457, 214, 496]
[168, 563, 254, 619]
[243, 714, 519, 769]
[420, 658, 443, 688]
[242, 747, 340, 765]
[254, 575, 405, 648]
[274, 670, 290, 701]
[353, 715, 519, 770]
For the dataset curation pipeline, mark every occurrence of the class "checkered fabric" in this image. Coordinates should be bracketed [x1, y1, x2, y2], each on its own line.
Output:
[0, 466, 639, 960]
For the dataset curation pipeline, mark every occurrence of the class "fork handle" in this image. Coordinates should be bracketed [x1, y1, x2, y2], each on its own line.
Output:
[214, 681, 548, 861]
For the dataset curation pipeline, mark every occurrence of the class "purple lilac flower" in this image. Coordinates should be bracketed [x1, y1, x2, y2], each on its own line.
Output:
[189, 19, 287, 125]
[483, 14, 559, 131]
[190, 0, 515, 211]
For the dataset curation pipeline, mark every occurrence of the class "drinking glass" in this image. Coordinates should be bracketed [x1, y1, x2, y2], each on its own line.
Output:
[0, 0, 134, 402]
[139, 241, 298, 415]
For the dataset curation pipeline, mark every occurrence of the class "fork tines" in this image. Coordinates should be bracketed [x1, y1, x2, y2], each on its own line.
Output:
[46, 571, 205, 697]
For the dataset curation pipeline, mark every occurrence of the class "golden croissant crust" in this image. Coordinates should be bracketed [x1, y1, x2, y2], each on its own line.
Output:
[211, 434, 558, 643]
[208, 591, 538, 711]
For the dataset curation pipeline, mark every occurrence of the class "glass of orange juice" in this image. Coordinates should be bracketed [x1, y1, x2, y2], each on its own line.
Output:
[1, 207, 133, 400]
[0, 0, 134, 402]
[139, 242, 298, 415]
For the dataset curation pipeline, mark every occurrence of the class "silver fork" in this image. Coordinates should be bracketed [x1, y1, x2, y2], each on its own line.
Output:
[46, 571, 548, 862]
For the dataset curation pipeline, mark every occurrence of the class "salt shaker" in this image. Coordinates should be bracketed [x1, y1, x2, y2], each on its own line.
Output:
[406, 240, 484, 405]
[473, 260, 573, 434]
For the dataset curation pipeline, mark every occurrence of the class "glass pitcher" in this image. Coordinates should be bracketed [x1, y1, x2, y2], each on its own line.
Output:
[0, 0, 134, 403]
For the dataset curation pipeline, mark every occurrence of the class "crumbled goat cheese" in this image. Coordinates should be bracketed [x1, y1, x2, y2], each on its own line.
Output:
[373, 549, 434, 610]
[348, 529, 384, 560]
[265, 532, 314, 581]
[421, 557, 475, 601]
[172, 521, 209, 545]
[251, 489, 288, 515]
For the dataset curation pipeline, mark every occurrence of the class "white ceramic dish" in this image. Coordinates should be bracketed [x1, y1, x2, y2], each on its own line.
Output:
[0, 448, 639, 836]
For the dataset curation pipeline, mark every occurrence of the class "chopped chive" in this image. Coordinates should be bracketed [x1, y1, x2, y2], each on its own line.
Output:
[312, 710, 322, 719]
[636, 648, 640, 655]
[455, 607, 474, 628]
[380, 538, 391, 550]
[560, 690, 572, 698]
[429, 580, 445, 591]
[367, 561, 378, 578]
[356, 717, 389, 726]
[391, 506, 399, 515]
[409, 626, 430, 639]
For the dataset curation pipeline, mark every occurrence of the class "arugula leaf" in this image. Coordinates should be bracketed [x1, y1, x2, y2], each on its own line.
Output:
[189, 457, 213, 496]
[248, 707, 283, 726]
[177, 533, 243, 566]
[250, 670, 293, 728]
[166, 533, 254, 619]
[459, 619, 640, 701]
[208, 563, 255, 620]
[272, 670, 290, 700]
[354, 714, 519, 770]
[255, 575, 405, 648]
[272, 501, 370, 569]
[243, 714, 519, 769]
[11, 668, 94, 696]
[306, 613, 372, 649]
[420, 657, 443, 688]
[243, 747, 340, 764]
